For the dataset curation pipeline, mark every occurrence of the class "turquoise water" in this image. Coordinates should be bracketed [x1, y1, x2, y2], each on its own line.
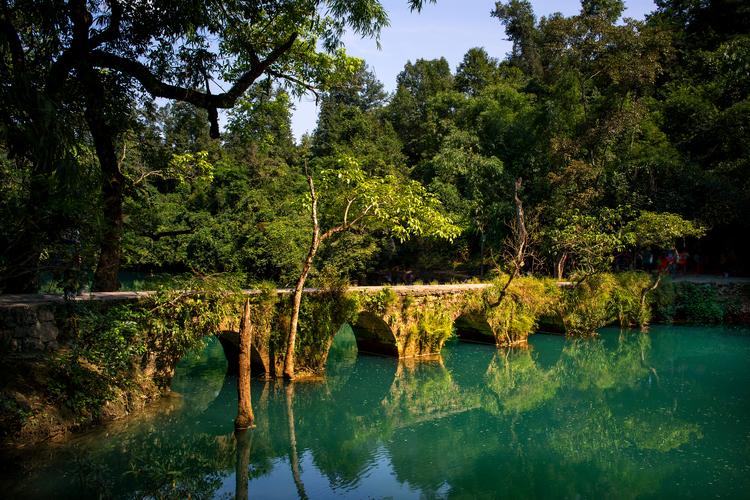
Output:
[4, 325, 750, 498]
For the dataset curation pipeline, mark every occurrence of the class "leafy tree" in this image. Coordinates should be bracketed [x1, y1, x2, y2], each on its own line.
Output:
[455, 47, 502, 96]
[283, 155, 460, 378]
[312, 60, 403, 175]
[492, 0, 542, 77]
[225, 83, 296, 162]
[545, 208, 628, 280]
[388, 58, 455, 163]
[0, 0, 435, 291]
[624, 211, 705, 252]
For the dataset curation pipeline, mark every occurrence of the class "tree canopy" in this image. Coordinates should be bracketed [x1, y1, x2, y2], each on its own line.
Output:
[1, 0, 746, 294]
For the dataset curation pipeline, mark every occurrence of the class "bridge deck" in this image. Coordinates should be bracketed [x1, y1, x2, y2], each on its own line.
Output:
[2, 275, 746, 308]
[0, 283, 494, 308]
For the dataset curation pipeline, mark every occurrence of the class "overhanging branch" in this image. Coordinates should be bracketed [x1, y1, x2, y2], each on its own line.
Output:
[88, 32, 298, 137]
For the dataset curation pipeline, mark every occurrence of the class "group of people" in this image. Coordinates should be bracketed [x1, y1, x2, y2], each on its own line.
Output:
[615, 249, 701, 275]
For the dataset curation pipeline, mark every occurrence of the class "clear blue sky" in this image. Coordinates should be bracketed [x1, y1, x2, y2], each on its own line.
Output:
[291, 0, 657, 141]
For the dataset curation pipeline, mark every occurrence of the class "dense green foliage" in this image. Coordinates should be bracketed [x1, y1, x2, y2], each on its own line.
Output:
[49, 275, 243, 420]
[1, 0, 746, 294]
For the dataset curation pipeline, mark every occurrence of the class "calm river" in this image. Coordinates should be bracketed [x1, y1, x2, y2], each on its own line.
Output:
[4, 325, 750, 498]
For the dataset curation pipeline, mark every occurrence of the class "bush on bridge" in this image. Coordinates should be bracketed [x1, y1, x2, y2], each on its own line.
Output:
[610, 272, 655, 329]
[51, 275, 244, 422]
[555, 271, 656, 336]
[410, 305, 455, 354]
[486, 274, 560, 346]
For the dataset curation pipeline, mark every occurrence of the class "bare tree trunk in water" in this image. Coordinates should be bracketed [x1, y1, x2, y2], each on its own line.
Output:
[235, 299, 255, 429]
[234, 428, 252, 500]
[283, 175, 320, 379]
[285, 384, 308, 500]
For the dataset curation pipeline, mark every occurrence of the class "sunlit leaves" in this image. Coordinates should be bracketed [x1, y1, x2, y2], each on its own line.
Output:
[167, 151, 214, 184]
[623, 211, 705, 249]
[317, 155, 462, 243]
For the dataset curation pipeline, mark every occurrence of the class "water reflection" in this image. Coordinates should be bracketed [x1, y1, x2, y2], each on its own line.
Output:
[5, 327, 750, 499]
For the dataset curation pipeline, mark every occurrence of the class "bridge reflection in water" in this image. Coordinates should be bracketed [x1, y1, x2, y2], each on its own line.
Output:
[4, 325, 729, 499]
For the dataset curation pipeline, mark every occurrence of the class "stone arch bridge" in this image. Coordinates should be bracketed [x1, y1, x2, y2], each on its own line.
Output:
[0, 283, 513, 379]
[217, 284, 509, 378]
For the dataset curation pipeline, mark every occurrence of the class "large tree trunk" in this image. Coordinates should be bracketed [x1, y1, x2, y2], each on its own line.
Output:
[283, 245, 318, 379]
[283, 175, 319, 379]
[92, 172, 124, 292]
[234, 428, 252, 500]
[235, 298, 255, 429]
[83, 71, 125, 292]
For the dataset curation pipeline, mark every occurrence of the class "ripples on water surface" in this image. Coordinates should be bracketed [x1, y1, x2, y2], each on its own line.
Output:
[4, 325, 750, 499]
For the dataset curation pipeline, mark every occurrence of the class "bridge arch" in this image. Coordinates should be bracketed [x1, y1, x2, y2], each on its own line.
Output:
[453, 312, 495, 344]
[217, 330, 273, 376]
[350, 311, 399, 357]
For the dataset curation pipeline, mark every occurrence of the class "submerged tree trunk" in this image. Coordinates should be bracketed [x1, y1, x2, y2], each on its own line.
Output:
[234, 428, 252, 500]
[285, 383, 308, 500]
[283, 175, 320, 379]
[235, 298, 255, 430]
[83, 71, 125, 292]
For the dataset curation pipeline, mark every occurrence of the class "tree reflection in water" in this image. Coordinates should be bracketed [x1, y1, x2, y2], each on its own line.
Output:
[9, 330, 714, 499]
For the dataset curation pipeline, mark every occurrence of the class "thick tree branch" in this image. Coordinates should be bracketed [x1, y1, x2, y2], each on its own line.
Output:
[491, 178, 528, 306]
[343, 198, 355, 225]
[320, 204, 374, 242]
[88, 32, 298, 137]
[47, 0, 105, 94]
[499, 178, 527, 295]
[68, 0, 92, 46]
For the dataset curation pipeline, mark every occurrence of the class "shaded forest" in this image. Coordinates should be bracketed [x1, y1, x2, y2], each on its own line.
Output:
[1, 0, 748, 293]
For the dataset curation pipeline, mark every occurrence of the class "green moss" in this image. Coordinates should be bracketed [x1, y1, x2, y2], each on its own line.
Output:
[411, 305, 454, 353]
[46, 274, 244, 423]
[362, 287, 398, 315]
[650, 278, 677, 323]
